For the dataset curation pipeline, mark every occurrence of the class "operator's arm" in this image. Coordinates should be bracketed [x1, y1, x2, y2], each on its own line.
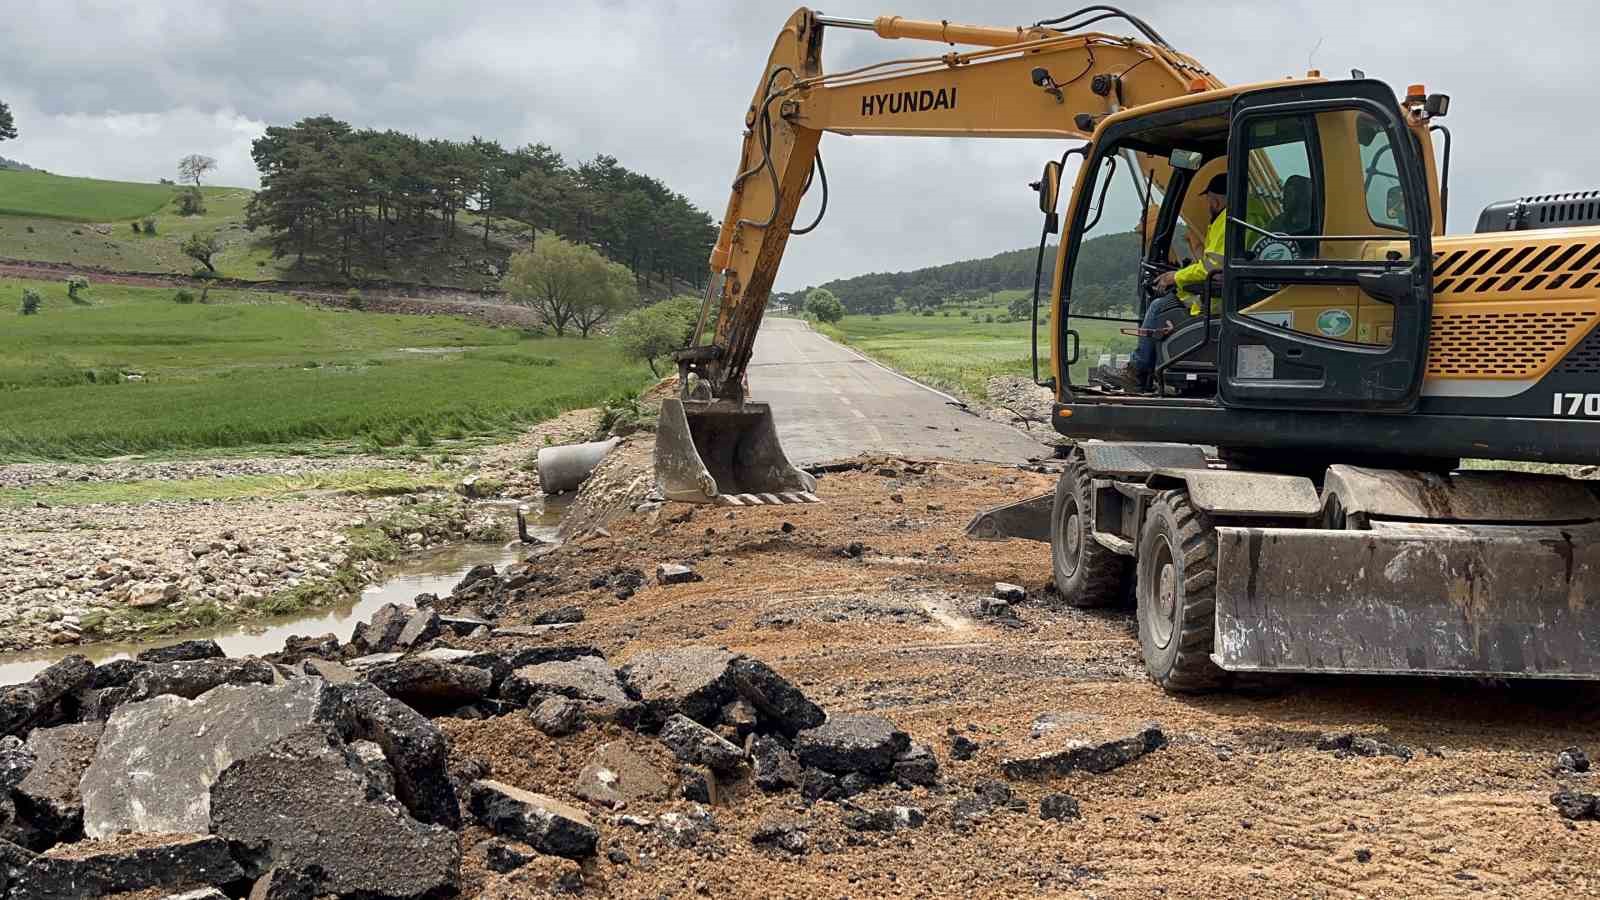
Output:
[1172, 196, 1272, 298]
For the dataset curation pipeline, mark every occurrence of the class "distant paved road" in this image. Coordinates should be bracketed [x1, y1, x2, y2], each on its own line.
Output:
[746, 318, 1047, 465]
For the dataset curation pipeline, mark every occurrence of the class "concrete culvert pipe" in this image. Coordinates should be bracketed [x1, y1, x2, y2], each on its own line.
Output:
[537, 437, 620, 495]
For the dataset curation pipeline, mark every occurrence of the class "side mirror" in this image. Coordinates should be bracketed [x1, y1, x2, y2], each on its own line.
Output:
[1168, 149, 1203, 171]
[1036, 160, 1062, 215]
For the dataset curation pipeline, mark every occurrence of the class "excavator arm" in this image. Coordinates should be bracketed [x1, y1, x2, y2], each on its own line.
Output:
[657, 7, 1222, 504]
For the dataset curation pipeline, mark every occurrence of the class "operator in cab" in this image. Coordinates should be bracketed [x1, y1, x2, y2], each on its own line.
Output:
[1116, 172, 1266, 393]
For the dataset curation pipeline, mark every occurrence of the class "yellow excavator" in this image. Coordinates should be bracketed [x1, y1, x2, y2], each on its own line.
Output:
[656, 7, 1600, 690]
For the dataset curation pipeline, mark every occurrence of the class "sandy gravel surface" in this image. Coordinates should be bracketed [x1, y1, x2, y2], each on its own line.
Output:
[430, 459, 1600, 898]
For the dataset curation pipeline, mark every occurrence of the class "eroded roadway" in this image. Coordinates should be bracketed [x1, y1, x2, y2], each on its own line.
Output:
[745, 317, 1047, 466]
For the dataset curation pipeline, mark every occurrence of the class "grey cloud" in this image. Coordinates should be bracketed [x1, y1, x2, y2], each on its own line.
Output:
[1, 0, 1596, 289]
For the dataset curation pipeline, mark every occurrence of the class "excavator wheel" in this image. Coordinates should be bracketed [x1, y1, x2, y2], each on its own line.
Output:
[1050, 457, 1131, 608]
[1135, 490, 1227, 692]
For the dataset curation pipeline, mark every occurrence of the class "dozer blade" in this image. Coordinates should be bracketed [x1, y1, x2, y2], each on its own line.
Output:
[655, 398, 818, 505]
[1213, 521, 1600, 679]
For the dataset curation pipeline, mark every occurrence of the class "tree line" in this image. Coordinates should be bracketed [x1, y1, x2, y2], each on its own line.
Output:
[796, 230, 1145, 317]
[244, 115, 716, 285]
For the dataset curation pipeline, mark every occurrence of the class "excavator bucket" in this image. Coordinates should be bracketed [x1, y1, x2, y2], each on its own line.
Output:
[655, 398, 819, 505]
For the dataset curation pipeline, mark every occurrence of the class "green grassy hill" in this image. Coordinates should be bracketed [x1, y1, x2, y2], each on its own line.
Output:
[0, 276, 651, 460]
[0, 170, 180, 221]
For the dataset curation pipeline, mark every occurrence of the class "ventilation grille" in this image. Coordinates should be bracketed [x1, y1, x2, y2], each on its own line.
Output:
[1433, 239, 1600, 295]
[1426, 310, 1597, 377]
[1557, 322, 1600, 375]
[1531, 192, 1600, 227]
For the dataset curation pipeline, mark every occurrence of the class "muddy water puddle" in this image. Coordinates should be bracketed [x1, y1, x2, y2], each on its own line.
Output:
[0, 496, 569, 684]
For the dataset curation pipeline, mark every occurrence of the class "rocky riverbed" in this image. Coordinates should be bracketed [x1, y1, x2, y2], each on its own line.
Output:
[0, 408, 609, 653]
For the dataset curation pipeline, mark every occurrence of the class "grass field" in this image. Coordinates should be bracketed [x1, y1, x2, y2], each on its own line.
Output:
[0, 170, 180, 221]
[816, 291, 1137, 399]
[0, 277, 651, 460]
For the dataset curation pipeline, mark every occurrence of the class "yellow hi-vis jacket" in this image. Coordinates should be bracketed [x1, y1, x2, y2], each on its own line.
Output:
[1173, 198, 1271, 314]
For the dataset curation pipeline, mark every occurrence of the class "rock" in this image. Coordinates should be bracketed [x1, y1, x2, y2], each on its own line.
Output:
[680, 768, 712, 803]
[1001, 724, 1168, 779]
[751, 820, 808, 855]
[13, 836, 239, 899]
[950, 734, 980, 761]
[1556, 746, 1591, 773]
[845, 806, 926, 832]
[534, 605, 585, 626]
[993, 582, 1027, 602]
[128, 581, 180, 608]
[618, 647, 737, 730]
[531, 696, 584, 736]
[354, 603, 411, 653]
[501, 656, 629, 707]
[301, 658, 359, 684]
[350, 740, 397, 798]
[210, 725, 460, 899]
[0, 736, 35, 792]
[799, 768, 840, 802]
[467, 780, 598, 859]
[170, 889, 231, 900]
[349, 652, 405, 669]
[0, 655, 93, 737]
[1040, 793, 1082, 821]
[954, 779, 1028, 822]
[334, 682, 461, 830]
[276, 633, 340, 663]
[247, 866, 325, 900]
[728, 656, 824, 737]
[658, 714, 745, 772]
[13, 723, 102, 845]
[439, 614, 492, 637]
[606, 847, 631, 865]
[751, 735, 802, 793]
[655, 563, 702, 585]
[136, 639, 225, 663]
[481, 839, 537, 874]
[87, 658, 144, 690]
[721, 699, 759, 738]
[1552, 789, 1600, 821]
[1316, 731, 1413, 761]
[795, 715, 909, 776]
[574, 741, 671, 808]
[453, 563, 499, 594]
[893, 743, 940, 787]
[81, 680, 340, 839]
[655, 804, 716, 847]
[396, 608, 441, 650]
[978, 597, 1016, 619]
[367, 659, 493, 711]
[1355, 848, 1374, 864]
[126, 657, 276, 702]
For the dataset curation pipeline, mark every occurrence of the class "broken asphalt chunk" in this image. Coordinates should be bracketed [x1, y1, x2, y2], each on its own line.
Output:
[467, 780, 598, 859]
[1000, 723, 1168, 779]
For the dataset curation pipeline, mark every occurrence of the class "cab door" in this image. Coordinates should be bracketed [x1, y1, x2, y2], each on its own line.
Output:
[1217, 80, 1432, 412]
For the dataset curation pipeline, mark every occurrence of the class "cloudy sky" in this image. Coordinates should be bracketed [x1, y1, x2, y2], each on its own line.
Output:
[2, 1, 1596, 290]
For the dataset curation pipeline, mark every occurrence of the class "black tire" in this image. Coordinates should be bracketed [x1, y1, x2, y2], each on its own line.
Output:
[1050, 458, 1131, 608]
[1135, 490, 1226, 692]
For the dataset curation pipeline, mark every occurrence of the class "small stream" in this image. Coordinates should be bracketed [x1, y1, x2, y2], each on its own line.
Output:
[0, 495, 571, 685]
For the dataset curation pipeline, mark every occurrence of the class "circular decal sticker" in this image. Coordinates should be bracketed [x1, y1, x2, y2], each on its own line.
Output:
[1316, 308, 1353, 338]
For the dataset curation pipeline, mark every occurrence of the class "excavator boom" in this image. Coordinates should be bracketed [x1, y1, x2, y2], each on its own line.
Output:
[657, 6, 1217, 503]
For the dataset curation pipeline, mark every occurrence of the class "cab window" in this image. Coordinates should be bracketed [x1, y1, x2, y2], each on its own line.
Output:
[1358, 112, 1405, 230]
[1241, 116, 1318, 261]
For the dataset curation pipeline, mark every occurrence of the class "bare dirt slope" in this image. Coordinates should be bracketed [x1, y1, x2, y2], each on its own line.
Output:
[436, 459, 1600, 898]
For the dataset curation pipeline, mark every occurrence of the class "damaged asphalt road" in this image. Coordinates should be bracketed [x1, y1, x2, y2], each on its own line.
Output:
[0, 459, 1596, 897]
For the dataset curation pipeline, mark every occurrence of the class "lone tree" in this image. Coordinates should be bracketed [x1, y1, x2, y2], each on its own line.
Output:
[0, 101, 15, 142]
[504, 236, 637, 337]
[615, 296, 699, 376]
[178, 154, 217, 187]
[804, 287, 844, 323]
[181, 232, 222, 272]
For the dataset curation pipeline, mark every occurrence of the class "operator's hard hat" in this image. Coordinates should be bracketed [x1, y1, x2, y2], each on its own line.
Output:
[1202, 173, 1227, 196]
